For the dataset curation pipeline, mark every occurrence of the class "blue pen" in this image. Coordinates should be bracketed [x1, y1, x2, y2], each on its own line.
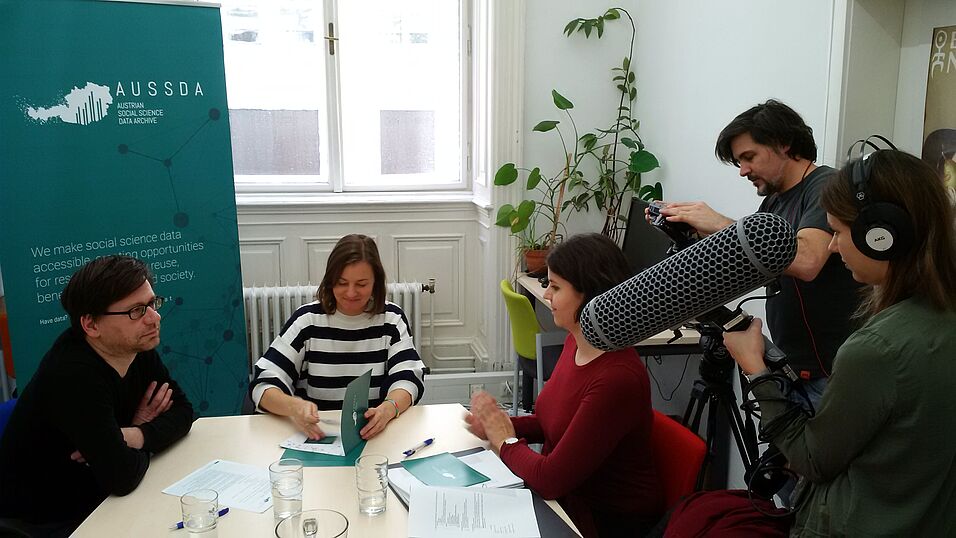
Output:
[402, 437, 435, 458]
[169, 507, 230, 530]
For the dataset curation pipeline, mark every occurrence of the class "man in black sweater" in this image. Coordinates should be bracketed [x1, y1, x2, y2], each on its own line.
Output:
[0, 255, 194, 537]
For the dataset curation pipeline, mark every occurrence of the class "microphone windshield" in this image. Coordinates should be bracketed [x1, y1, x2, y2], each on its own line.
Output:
[582, 212, 797, 351]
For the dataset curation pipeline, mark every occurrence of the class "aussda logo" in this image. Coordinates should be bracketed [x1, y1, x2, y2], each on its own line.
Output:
[24, 80, 205, 127]
[25, 82, 113, 126]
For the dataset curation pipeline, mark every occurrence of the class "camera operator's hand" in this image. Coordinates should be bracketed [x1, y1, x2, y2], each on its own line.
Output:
[657, 201, 734, 237]
[723, 318, 768, 375]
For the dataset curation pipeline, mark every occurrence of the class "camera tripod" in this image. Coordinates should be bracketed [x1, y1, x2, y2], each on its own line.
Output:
[682, 323, 764, 491]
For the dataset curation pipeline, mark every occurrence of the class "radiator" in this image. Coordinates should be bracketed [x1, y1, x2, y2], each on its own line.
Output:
[242, 282, 434, 371]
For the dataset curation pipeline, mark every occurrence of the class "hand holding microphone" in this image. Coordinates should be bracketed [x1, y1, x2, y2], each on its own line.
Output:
[721, 313, 797, 381]
[722, 318, 770, 375]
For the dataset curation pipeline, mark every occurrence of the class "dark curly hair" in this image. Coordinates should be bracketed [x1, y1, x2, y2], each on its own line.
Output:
[715, 99, 817, 166]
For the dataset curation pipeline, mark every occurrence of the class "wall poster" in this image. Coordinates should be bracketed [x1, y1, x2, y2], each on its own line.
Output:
[923, 24, 956, 198]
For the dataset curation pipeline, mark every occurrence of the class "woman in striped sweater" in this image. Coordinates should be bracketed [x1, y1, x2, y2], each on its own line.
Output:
[250, 234, 425, 440]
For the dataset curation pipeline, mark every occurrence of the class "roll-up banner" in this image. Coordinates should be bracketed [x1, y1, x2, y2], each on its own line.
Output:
[0, 0, 248, 416]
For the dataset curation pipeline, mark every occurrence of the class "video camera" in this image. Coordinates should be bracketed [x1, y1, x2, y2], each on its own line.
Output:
[647, 201, 700, 254]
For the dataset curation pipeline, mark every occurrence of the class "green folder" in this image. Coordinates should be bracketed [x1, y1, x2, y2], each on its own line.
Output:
[280, 369, 372, 467]
[400, 452, 491, 487]
[340, 369, 371, 454]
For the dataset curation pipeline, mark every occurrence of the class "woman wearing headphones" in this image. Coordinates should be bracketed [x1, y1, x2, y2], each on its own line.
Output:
[722, 149, 956, 536]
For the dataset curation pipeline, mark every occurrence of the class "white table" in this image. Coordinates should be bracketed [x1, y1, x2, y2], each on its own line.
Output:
[73, 404, 579, 537]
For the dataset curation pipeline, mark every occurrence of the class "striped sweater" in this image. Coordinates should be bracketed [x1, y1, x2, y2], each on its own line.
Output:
[250, 301, 425, 411]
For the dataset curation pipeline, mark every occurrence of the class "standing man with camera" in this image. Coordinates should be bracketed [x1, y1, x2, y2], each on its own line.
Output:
[655, 99, 861, 406]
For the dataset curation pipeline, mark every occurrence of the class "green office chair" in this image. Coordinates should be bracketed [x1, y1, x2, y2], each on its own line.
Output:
[500, 280, 563, 415]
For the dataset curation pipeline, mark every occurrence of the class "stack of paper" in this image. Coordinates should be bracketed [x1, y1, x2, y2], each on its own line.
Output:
[390, 449, 524, 506]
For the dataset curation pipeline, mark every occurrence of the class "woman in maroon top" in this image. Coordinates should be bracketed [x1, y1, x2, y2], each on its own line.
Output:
[468, 233, 664, 537]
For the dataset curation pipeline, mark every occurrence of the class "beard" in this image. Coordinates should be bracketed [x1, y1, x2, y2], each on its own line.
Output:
[750, 176, 781, 197]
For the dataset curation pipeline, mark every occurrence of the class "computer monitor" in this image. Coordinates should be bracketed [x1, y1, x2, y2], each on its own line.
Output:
[620, 198, 673, 276]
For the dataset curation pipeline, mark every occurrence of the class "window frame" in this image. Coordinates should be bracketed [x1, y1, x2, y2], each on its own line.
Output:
[228, 0, 473, 195]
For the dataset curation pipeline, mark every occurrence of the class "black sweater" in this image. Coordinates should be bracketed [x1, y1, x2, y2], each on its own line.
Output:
[0, 328, 194, 524]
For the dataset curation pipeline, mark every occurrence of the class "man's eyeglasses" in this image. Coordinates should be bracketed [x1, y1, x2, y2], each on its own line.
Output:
[101, 296, 165, 320]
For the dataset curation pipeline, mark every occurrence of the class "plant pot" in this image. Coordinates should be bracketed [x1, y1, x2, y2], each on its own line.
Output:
[524, 248, 550, 274]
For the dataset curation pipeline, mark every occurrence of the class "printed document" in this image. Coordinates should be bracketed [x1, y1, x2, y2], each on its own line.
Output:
[162, 459, 272, 513]
[408, 486, 540, 538]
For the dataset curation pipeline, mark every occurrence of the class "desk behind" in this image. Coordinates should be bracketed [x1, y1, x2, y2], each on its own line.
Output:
[73, 404, 579, 537]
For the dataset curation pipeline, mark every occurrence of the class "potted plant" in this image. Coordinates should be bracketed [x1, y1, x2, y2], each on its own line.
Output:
[494, 7, 663, 267]
[562, 7, 662, 244]
[493, 93, 578, 274]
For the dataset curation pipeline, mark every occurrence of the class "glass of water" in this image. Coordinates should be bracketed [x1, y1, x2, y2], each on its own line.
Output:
[275, 509, 349, 538]
[270, 458, 304, 520]
[355, 454, 388, 516]
[180, 488, 219, 537]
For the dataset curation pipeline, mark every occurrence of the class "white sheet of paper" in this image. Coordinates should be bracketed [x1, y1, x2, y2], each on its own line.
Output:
[407, 486, 541, 538]
[279, 419, 344, 455]
[458, 450, 524, 489]
[162, 459, 272, 513]
[279, 429, 345, 456]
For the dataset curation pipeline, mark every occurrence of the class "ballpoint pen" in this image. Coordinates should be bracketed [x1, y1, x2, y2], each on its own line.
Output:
[402, 437, 435, 458]
[169, 507, 230, 530]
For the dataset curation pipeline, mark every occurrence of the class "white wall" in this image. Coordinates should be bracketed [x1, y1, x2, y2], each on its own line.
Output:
[840, 0, 905, 160]
[632, 0, 839, 219]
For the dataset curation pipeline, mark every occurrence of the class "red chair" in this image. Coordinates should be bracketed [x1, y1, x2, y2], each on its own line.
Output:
[651, 410, 706, 509]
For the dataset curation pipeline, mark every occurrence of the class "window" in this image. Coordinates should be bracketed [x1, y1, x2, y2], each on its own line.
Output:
[219, 0, 466, 193]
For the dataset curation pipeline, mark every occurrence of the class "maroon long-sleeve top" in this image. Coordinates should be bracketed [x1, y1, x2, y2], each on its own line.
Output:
[500, 334, 663, 537]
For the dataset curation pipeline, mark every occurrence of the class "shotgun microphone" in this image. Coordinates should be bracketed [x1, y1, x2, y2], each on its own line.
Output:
[581, 212, 797, 351]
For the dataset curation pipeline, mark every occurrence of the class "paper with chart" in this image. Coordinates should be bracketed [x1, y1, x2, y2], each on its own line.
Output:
[279, 369, 371, 456]
[162, 459, 272, 513]
[407, 486, 540, 538]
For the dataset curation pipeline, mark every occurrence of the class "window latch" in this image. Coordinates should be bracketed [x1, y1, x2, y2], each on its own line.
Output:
[325, 22, 339, 55]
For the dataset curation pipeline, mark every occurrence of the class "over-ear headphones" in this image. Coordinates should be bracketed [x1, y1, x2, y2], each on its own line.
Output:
[845, 135, 914, 261]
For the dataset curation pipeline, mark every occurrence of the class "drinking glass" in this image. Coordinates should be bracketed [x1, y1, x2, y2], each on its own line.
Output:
[274, 509, 349, 538]
[355, 454, 388, 516]
[270, 458, 304, 520]
[180, 488, 219, 537]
